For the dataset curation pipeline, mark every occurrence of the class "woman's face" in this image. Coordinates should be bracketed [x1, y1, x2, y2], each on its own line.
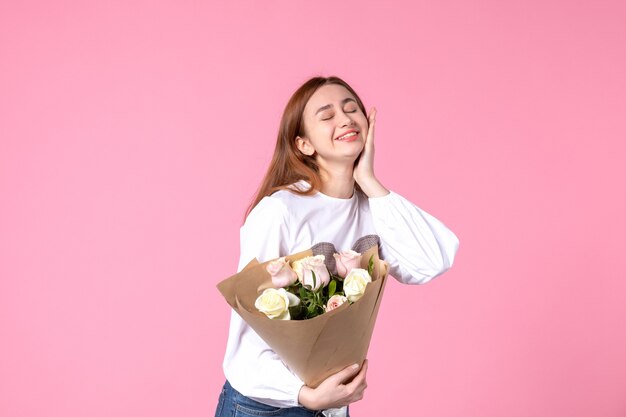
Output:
[297, 84, 368, 167]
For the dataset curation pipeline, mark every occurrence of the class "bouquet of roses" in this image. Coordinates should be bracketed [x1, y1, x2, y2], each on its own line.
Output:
[217, 236, 389, 387]
[255, 250, 375, 320]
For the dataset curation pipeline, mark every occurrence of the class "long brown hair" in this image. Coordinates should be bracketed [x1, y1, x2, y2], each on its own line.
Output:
[246, 76, 368, 218]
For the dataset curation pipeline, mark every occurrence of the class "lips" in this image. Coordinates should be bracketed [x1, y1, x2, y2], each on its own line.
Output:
[335, 130, 359, 141]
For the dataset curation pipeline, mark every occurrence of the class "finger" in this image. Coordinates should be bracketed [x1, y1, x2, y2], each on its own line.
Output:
[366, 108, 376, 144]
[357, 359, 368, 379]
[345, 360, 368, 388]
[368, 108, 376, 128]
[344, 368, 368, 403]
[368, 108, 377, 124]
[330, 363, 361, 385]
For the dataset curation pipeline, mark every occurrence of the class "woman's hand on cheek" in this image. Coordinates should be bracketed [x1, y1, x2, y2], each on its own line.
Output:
[353, 108, 389, 198]
[353, 108, 376, 183]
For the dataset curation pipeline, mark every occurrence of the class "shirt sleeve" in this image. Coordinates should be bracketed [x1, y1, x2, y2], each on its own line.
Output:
[368, 191, 460, 285]
[226, 196, 306, 408]
[237, 196, 291, 272]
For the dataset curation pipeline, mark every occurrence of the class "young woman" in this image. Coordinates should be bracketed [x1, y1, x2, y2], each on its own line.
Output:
[215, 76, 459, 417]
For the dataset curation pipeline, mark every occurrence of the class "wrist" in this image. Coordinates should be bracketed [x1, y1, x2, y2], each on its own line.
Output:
[298, 385, 318, 410]
[356, 176, 389, 198]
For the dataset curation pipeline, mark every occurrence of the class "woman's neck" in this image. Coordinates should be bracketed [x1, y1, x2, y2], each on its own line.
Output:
[318, 165, 355, 199]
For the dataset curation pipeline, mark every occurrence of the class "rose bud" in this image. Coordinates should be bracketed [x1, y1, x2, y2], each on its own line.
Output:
[333, 250, 362, 277]
[265, 257, 298, 288]
[255, 288, 300, 320]
[325, 294, 348, 312]
[292, 255, 330, 291]
[343, 268, 372, 302]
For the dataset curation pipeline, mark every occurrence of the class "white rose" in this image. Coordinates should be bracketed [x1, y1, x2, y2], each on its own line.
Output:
[291, 255, 330, 291]
[254, 288, 300, 320]
[343, 268, 372, 302]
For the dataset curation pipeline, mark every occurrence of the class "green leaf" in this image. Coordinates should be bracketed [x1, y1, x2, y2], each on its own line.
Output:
[299, 287, 306, 299]
[311, 270, 317, 290]
[289, 303, 305, 320]
[368, 255, 375, 276]
[328, 280, 337, 298]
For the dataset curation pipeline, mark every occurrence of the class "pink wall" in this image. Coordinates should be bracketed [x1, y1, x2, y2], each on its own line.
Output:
[1, 1, 625, 416]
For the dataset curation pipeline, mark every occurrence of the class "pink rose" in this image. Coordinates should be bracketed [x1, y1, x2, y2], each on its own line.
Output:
[292, 255, 330, 291]
[325, 294, 348, 312]
[333, 250, 362, 277]
[265, 257, 298, 288]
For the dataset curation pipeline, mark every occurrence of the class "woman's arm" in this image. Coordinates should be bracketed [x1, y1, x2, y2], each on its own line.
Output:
[354, 107, 459, 283]
[369, 191, 459, 284]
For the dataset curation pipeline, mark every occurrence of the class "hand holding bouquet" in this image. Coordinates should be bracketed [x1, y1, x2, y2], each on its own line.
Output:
[217, 237, 388, 387]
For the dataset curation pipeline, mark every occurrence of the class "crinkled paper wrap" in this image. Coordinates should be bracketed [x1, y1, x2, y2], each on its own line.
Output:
[217, 245, 389, 388]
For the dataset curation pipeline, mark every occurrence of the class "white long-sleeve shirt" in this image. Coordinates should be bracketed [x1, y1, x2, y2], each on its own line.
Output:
[222, 181, 460, 408]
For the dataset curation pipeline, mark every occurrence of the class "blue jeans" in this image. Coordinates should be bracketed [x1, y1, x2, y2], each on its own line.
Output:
[214, 380, 350, 417]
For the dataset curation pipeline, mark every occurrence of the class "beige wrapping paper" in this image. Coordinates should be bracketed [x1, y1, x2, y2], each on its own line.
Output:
[217, 245, 389, 388]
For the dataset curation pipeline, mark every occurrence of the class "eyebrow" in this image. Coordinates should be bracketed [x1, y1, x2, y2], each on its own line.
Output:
[314, 98, 357, 115]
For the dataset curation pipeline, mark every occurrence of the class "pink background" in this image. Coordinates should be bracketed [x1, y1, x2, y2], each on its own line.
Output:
[1, 1, 625, 416]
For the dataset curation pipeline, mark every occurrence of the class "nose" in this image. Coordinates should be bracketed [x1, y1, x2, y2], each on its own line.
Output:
[340, 111, 355, 127]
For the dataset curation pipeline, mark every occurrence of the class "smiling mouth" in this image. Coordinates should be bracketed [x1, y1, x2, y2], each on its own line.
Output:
[335, 131, 359, 141]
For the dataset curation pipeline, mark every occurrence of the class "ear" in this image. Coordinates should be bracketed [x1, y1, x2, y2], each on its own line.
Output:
[295, 136, 315, 156]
